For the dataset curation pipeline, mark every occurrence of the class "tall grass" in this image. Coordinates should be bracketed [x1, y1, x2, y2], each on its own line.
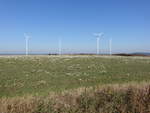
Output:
[0, 83, 149, 113]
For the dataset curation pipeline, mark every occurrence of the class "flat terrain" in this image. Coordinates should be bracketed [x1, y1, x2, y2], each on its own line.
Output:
[0, 55, 150, 97]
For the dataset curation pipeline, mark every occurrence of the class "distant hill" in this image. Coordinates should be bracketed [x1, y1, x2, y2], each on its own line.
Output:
[114, 52, 150, 57]
[132, 52, 150, 56]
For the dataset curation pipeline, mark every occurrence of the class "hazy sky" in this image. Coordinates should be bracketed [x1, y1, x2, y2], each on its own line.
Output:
[0, 0, 150, 53]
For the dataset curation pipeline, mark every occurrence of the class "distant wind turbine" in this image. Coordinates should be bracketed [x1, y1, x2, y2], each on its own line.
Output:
[93, 32, 104, 55]
[109, 38, 112, 56]
[58, 38, 62, 55]
[24, 33, 30, 56]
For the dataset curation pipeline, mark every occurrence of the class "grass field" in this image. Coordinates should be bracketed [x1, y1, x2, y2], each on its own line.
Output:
[0, 55, 150, 97]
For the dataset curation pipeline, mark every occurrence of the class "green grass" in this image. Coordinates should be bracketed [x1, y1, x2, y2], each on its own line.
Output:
[0, 55, 150, 97]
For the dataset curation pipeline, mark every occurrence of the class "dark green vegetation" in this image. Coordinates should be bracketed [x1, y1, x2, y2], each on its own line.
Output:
[0, 56, 150, 97]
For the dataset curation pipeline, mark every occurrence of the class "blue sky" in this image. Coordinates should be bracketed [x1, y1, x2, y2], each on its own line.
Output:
[0, 0, 150, 54]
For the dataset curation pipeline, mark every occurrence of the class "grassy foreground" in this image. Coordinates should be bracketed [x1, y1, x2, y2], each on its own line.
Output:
[0, 55, 150, 97]
[0, 55, 150, 113]
[0, 83, 149, 113]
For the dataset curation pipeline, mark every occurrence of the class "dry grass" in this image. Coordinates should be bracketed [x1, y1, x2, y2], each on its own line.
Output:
[0, 83, 149, 113]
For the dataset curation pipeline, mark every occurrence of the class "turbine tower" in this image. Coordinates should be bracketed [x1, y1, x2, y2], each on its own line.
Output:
[24, 33, 30, 56]
[93, 32, 104, 55]
[109, 38, 112, 56]
[58, 38, 62, 55]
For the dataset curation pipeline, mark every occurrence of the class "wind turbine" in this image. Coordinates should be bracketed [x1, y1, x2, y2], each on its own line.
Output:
[58, 38, 62, 55]
[109, 38, 112, 56]
[93, 32, 104, 55]
[24, 33, 30, 56]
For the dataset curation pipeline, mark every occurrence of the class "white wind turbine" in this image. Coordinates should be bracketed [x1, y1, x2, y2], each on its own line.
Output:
[93, 32, 104, 55]
[58, 38, 62, 55]
[24, 33, 30, 56]
[109, 38, 112, 56]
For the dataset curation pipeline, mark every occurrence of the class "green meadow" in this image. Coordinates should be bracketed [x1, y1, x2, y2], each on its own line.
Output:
[0, 55, 150, 97]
